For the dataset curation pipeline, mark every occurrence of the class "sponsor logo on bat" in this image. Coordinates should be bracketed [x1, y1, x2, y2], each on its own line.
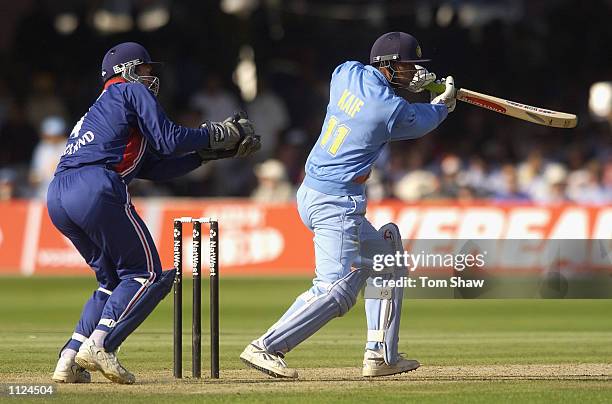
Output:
[506, 100, 555, 115]
[462, 95, 507, 113]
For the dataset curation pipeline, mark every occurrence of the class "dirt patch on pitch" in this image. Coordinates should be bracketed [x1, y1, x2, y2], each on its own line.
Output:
[4, 364, 610, 395]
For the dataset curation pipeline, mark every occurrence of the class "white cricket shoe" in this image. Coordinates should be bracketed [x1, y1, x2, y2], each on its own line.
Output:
[75, 339, 135, 384]
[362, 348, 420, 377]
[240, 342, 298, 379]
[52, 356, 91, 383]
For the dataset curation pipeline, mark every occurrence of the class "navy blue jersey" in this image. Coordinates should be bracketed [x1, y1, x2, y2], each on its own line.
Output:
[56, 77, 209, 183]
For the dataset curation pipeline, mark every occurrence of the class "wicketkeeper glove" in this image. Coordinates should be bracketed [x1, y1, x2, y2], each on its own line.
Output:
[198, 112, 261, 161]
[203, 112, 254, 150]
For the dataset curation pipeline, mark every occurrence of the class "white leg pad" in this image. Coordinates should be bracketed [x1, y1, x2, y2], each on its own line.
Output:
[364, 223, 407, 365]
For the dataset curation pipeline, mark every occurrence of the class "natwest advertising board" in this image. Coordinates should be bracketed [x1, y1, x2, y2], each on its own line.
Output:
[0, 200, 610, 276]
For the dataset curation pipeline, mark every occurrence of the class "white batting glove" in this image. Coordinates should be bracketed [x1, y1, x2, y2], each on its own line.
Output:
[431, 76, 457, 112]
[407, 65, 436, 93]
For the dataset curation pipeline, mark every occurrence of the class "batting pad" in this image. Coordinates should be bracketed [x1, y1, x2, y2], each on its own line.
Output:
[364, 223, 407, 365]
[262, 269, 370, 355]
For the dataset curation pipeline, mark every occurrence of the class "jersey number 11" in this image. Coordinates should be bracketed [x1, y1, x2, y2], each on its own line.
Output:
[320, 115, 351, 156]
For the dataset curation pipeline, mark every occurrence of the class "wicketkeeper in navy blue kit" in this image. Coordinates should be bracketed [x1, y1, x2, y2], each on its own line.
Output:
[49, 42, 260, 384]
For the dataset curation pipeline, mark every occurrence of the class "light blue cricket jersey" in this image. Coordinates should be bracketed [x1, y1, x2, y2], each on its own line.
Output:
[304, 61, 448, 196]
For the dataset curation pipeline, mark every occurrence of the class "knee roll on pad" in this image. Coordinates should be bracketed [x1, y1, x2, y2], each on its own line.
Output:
[332, 278, 359, 316]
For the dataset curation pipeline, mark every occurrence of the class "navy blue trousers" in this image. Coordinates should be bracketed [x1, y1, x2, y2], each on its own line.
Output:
[48, 166, 162, 350]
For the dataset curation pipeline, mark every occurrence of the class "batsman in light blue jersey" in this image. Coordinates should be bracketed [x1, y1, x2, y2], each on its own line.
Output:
[241, 32, 457, 378]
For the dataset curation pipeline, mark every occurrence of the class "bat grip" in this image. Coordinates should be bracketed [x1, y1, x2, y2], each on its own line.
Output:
[424, 81, 447, 94]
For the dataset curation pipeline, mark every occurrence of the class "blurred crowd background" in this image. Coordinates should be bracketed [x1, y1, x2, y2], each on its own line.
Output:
[0, 0, 610, 204]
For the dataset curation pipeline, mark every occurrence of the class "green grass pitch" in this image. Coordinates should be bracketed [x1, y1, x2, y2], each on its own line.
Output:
[0, 276, 611, 403]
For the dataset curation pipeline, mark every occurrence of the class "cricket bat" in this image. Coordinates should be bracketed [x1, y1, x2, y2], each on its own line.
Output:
[425, 82, 578, 128]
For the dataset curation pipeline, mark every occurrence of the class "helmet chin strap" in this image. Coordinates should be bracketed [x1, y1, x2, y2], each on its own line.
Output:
[122, 64, 160, 96]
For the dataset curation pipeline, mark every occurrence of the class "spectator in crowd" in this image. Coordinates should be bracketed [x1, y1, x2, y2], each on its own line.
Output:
[456, 185, 476, 202]
[566, 145, 587, 172]
[459, 156, 488, 196]
[0, 169, 16, 200]
[0, 101, 38, 171]
[439, 154, 462, 198]
[251, 159, 294, 203]
[392, 147, 441, 201]
[277, 128, 309, 185]
[385, 150, 411, 186]
[566, 162, 606, 204]
[212, 157, 257, 197]
[517, 150, 548, 197]
[493, 164, 530, 201]
[166, 107, 216, 197]
[25, 72, 68, 129]
[246, 78, 290, 162]
[29, 116, 68, 199]
[602, 159, 612, 200]
[190, 73, 254, 196]
[394, 170, 439, 201]
[533, 163, 569, 203]
[190, 73, 240, 122]
[0, 2, 609, 204]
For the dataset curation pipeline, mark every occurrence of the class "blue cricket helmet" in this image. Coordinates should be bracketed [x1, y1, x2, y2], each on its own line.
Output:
[100, 42, 162, 95]
[370, 32, 430, 65]
[370, 32, 431, 90]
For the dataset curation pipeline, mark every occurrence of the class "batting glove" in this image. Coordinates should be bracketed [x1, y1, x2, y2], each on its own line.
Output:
[431, 76, 457, 113]
[408, 65, 437, 93]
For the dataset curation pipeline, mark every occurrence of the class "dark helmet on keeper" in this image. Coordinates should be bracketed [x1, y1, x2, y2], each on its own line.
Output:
[370, 32, 430, 89]
[101, 42, 162, 96]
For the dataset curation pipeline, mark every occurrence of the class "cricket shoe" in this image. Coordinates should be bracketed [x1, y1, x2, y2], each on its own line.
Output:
[240, 342, 298, 378]
[75, 339, 135, 384]
[52, 356, 91, 383]
[362, 348, 420, 377]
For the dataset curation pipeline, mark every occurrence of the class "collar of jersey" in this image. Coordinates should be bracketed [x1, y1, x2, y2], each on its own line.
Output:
[364, 64, 391, 88]
[103, 77, 128, 90]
